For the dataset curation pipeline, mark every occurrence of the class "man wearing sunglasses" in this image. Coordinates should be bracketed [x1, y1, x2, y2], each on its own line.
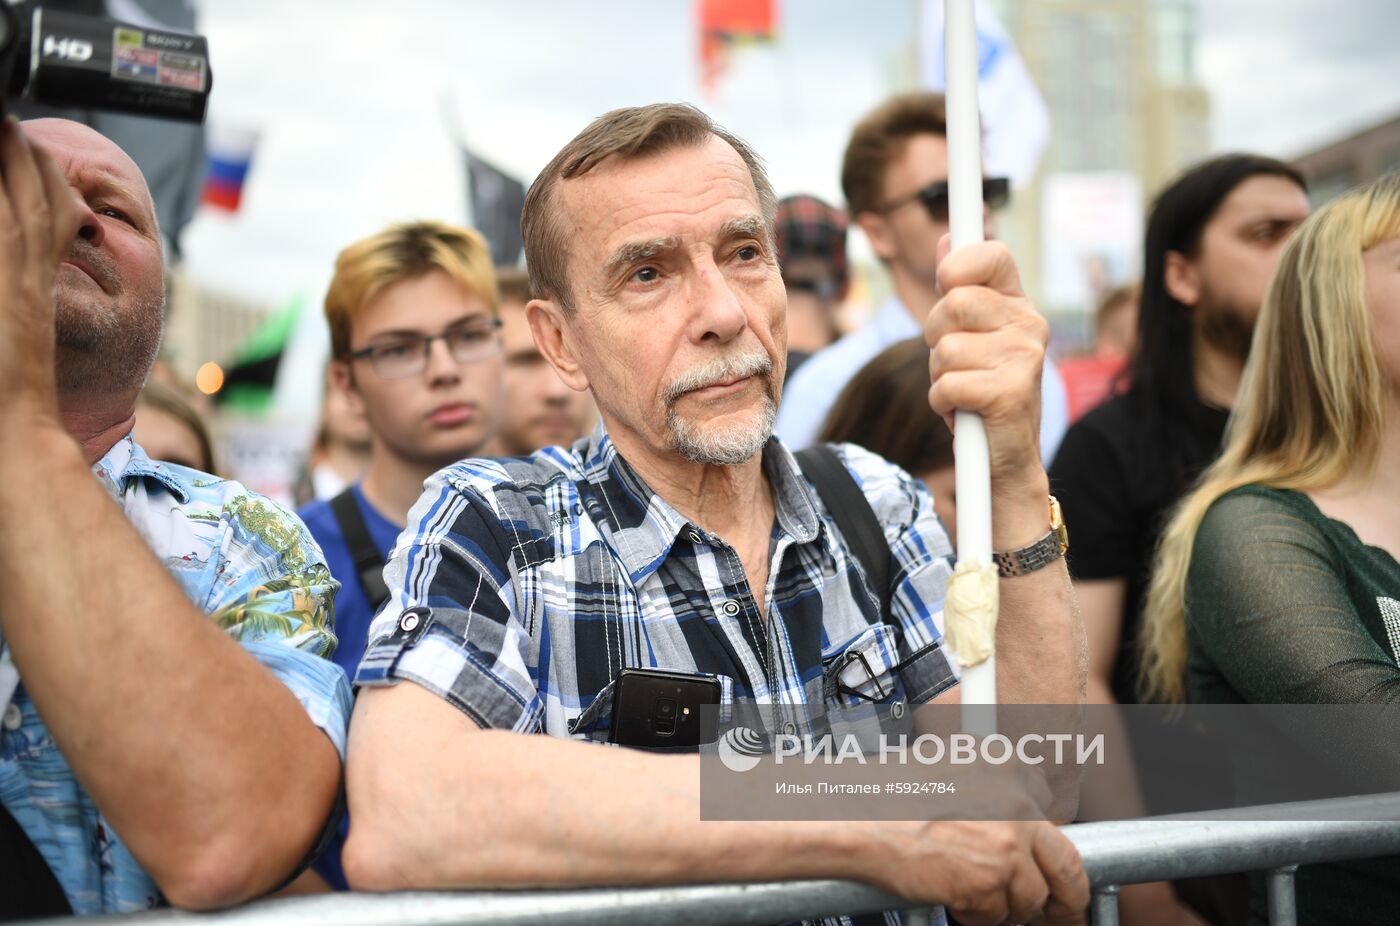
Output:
[295, 220, 505, 891]
[776, 92, 1069, 465]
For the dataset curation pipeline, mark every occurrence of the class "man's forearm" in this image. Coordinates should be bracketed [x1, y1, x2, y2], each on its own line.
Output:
[347, 683, 1088, 922]
[990, 467, 1085, 706]
[996, 563, 1082, 704]
[345, 683, 864, 891]
[0, 424, 339, 907]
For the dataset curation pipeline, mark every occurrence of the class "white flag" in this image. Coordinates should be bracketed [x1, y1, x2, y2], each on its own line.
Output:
[920, 0, 1050, 187]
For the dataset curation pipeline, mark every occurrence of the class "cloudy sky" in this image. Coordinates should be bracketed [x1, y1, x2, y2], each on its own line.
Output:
[1195, 0, 1400, 155]
[178, 0, 1400, 309]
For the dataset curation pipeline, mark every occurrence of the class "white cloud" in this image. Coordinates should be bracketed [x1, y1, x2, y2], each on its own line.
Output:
[180, 0, 1400, 306]
[182, 0, 913, 303]
[1195, 0, 1400, 156]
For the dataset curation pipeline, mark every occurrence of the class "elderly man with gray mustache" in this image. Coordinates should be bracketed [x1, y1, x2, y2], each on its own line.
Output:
[344, 104, 1087, 926]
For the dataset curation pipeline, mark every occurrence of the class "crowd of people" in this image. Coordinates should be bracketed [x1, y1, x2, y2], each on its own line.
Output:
[0, 79, 1396, 926]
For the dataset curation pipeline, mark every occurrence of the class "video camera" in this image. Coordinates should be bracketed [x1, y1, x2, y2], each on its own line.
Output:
[0, 0, 211, 122]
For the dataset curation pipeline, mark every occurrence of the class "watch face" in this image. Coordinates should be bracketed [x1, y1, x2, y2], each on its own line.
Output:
[1049, 495, 1068, 555]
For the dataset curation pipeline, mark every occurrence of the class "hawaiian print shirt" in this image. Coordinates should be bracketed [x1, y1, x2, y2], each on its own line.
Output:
[0, 435, 352, 914]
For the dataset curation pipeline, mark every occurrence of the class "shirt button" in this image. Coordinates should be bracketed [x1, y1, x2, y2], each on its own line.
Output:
[399, 611, 421, 633]
[688, 529, 704, 544]
[3, 703, 21, 732]
[783, 721, 798, 736]
[720, 599, 741, 617]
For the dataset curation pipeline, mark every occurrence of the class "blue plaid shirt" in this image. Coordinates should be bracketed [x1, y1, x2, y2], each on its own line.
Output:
[0, 436, 352, 914]
[356, 424, 957, 925]
[358, 422, 959, 734]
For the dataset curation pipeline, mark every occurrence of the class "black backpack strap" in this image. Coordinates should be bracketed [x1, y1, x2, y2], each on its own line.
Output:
[329, 488, 390, 612]
[795, 445, 893, 621]
[0, 800, 73, 920]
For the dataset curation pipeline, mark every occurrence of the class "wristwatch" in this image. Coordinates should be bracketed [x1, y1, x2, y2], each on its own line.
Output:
[992, 496, 1068, 578]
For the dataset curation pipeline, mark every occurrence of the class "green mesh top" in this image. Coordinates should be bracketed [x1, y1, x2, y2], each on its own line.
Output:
[1185, 484, 1400, 925]
[1187, 485, 1400, 705]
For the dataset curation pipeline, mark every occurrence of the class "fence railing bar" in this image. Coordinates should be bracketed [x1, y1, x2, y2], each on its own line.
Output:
[1066, 817, 1400, 886]
[1091, 884, 1120, 926]
[18, 881, 912, 926]
[1268, 864, 1299, 926]
[18, 793, 1400, 926]
[1131, 792, 1400, 824]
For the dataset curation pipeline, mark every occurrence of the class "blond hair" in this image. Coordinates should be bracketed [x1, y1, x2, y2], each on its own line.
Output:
[325, 220, 499, 360]
[1140, 172, 1400, 703]
[521, 103, 777, 311]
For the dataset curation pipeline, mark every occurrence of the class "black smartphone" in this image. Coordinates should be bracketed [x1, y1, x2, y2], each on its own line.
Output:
[608, 668, 722, 750]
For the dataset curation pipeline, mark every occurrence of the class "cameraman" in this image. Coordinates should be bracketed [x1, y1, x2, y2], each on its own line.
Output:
[0, 118, 349, 914]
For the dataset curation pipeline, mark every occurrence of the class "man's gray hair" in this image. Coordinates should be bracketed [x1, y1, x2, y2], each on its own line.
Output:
[521, 103, 778, 312]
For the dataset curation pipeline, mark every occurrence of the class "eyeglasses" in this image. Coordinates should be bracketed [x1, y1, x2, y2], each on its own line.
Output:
[348, 318, 503, 379]
[882, 176, 1011, 223]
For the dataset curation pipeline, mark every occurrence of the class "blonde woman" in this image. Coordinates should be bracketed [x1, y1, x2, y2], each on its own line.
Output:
[1142, 172, 1400, 924]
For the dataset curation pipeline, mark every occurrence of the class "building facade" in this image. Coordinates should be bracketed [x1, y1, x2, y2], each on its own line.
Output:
[1291, 112, 1400, 205]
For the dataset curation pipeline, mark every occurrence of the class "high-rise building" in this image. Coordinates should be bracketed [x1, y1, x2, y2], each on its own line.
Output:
[987, 0, 1211, 329]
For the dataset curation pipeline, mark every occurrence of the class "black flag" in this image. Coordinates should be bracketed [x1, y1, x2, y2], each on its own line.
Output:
[465, 149, 526, 267]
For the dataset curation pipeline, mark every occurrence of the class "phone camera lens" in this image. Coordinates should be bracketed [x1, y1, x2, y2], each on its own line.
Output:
[657, 697, 677, 718]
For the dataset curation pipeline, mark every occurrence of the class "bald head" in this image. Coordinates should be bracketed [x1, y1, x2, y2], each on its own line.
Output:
[23, 118, 158, 236]
[21, 118, 166, 400]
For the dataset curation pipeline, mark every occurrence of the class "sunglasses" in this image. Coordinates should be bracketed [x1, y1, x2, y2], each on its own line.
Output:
[883, 176, 1011, 222]
[785, 276, 841, 300]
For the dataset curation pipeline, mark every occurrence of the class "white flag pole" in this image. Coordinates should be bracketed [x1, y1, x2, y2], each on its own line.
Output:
[907, 13, 997, 923]
[944, 0, 998, 735]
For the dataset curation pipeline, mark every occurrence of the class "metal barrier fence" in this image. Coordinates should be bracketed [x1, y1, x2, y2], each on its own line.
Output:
[22, 793, 1400, 926]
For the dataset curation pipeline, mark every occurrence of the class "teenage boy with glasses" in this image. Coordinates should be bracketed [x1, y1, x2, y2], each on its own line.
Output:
[294, 220, 504, 891]
[776, 92, 1068, 464]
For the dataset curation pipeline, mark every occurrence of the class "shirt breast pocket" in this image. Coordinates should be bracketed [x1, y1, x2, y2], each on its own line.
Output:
[821, 624, 907, 710]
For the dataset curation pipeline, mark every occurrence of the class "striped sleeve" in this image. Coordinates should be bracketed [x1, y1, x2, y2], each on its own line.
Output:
[355, 465, 543, 733]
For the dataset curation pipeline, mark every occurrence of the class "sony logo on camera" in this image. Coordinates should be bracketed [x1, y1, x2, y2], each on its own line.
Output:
[144, 32, 195, 51]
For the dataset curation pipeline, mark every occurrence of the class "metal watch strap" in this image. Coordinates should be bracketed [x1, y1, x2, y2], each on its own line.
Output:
[991, 530, 1063, 578]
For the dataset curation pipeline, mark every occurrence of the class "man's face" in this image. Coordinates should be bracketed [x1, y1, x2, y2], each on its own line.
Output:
[335, 270, 504, 471]
[543, 137, 787, 467]
[24, 119, 165, 395]
[1097, 298, 1138, 360]
[1184, 175, 1312, 359]
[497, 298, 594, 454]
[321, 366, 372, 453]
[780, 255, 841, 355]
[862, 133, 996, 290]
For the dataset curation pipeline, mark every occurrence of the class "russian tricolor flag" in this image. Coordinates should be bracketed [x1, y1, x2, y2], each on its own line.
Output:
[201, 127, 259, 213]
